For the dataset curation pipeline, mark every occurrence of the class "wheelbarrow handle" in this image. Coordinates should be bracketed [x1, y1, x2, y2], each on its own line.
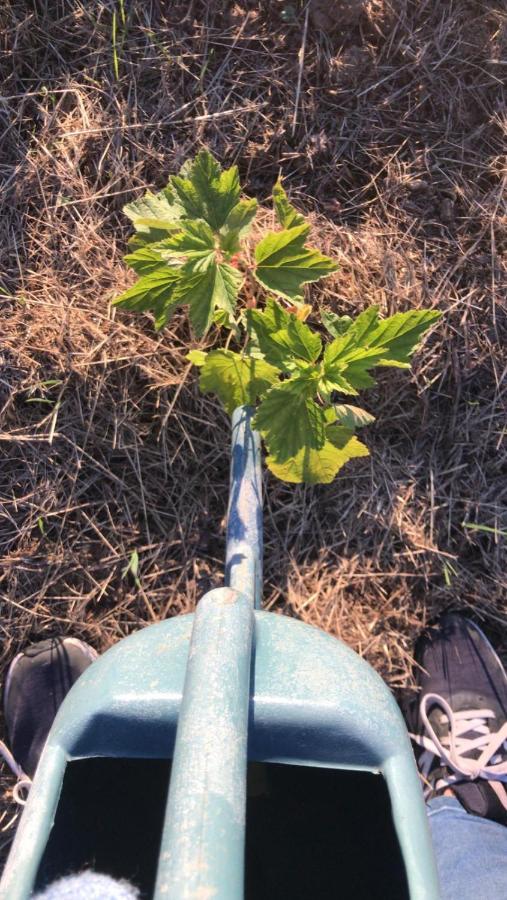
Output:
[225, 406, 263, 609]
[154, 407, 260, 898]
[154, 587, 253, 899]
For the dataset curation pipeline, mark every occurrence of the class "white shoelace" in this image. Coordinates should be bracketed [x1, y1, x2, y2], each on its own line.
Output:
[0, 740, 32, 805]
[411, 692, 507, 809]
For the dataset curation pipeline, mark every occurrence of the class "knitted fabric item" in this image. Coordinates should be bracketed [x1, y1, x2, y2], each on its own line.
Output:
[34, 872, 140, 899]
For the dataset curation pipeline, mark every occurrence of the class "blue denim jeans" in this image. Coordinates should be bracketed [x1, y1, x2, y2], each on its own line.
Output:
[427, 796, 507, 898]
[34, 798, 507, 899]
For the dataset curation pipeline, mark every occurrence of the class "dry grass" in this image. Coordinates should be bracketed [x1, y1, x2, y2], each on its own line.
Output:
[1, 0, 506, 849]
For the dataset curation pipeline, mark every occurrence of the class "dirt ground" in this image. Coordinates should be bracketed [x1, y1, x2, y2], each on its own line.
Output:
[1, 0, 506, 853]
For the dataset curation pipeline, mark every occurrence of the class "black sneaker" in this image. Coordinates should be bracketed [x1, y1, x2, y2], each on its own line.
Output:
[403, 613, 507, 825]
[1, 637, 97, 802]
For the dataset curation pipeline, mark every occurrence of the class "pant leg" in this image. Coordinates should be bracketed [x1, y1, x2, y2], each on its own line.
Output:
[33, 871, 140, 900]
[427, 796, 507, 900]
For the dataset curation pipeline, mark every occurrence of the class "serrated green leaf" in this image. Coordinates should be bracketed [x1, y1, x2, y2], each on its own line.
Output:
[123, 187, 184, 243]
[113, 266, 181, 313]
[153, 306, 170, 331]
[219, 198, 258, 254]
[323, 340, 382, 370]
[254, 225, 338, 300]
[272, 181, 307, 230]
[192, 149, 221, 179]
[248, 297, 291, 335]
[270, 317, 322, 363]
[172, 268, 215, 334]
[246, 299, 293, 369]
[126, 221, 183, 245]
[187, 350, 208, 366]
[266, 425, 369, 484]
[338, 359, 377, 389]
[170, 150, 240, 231]
[321, 306, 441, 392]
[323, 309, 381, 368]
[367, 309, 442, 365]
[247, 298, 321, 372]
[214, 263, 244, 313]
[322, 310, 353, 338]
[319, 374, 359, 397]
[116, 247, 243, 335]
[181, 252, 216, 275]
[172, 261, 243, 336]
[322, 344, 384, 394]
[333, 404, 376, 429]
[162, 219, 216, 255]
[199, 350, 279, 413]
[324, 307, 441, 369]
[253, 378, 325, 461]
[348, 306, 380, 344]
[124, 245, 168, 276]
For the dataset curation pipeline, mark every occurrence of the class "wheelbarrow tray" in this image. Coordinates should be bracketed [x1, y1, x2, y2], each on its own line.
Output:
[1, 607, 437, 899]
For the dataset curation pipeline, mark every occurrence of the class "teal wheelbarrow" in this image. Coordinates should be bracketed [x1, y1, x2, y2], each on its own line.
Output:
[1, 408, 440, 899]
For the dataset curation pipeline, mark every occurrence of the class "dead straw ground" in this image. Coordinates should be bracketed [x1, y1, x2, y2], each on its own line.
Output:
[0, 0, 506, 852]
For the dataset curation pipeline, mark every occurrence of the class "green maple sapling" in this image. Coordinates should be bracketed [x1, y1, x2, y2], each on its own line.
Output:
[114, 150, 440, 484]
